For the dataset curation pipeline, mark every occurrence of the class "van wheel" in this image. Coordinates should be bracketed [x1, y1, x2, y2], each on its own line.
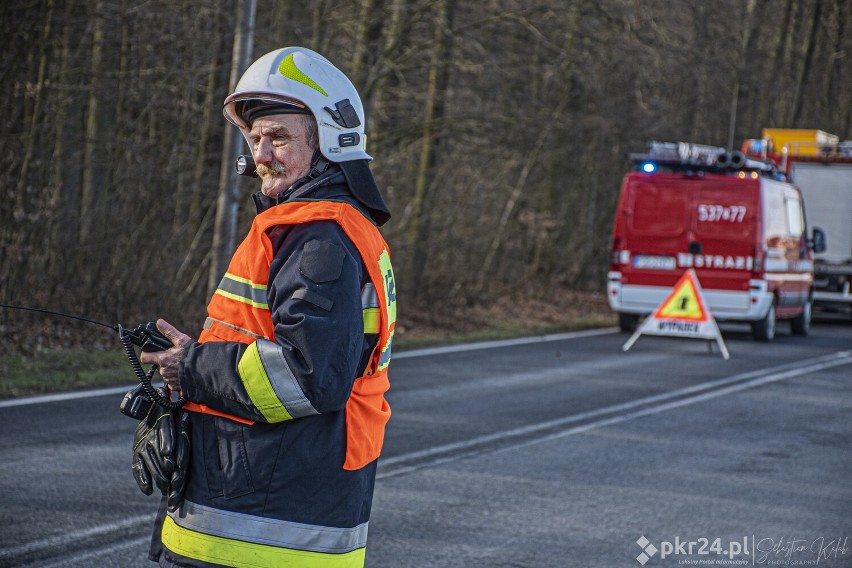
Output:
[791, 299, 812, 336]
[618, 313, 639, 333]
[752, 299, 776, 342]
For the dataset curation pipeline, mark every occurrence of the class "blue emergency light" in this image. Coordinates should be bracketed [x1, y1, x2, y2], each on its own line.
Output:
[641, 161, 657, 173]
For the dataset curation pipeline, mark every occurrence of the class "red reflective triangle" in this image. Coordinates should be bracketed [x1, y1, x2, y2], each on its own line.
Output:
[651, 269, 709, 323]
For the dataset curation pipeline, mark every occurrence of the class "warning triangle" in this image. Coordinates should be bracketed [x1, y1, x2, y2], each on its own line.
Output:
[654, 271, 708, 322]
[622, 269, 729, 359]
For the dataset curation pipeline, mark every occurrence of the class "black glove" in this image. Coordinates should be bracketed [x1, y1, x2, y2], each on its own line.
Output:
[132, 402, 176, 497]
[167, 409, 191, 512]
[132, 402, 192, 511]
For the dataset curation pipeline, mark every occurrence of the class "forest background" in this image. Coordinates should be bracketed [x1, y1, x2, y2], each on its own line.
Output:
[1, 0, 850, 360]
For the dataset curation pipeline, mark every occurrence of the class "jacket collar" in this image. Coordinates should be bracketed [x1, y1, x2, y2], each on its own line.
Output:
[252, 167, 347, 214]
[251, 159, 390, 227]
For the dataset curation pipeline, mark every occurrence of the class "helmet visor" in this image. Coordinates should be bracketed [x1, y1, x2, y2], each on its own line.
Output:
[223, 94, 311, 128]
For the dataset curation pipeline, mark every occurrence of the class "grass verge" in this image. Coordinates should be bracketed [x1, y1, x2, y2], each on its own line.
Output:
[0, 349, 131, 398]
[393, 316, 615, 351]
[1, 289, 615, 398]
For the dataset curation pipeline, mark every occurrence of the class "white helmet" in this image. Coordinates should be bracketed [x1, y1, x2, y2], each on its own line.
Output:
[223, 47, 370, 162]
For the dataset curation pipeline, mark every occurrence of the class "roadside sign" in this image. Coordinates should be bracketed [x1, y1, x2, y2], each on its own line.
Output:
[622, 269, 730, 359]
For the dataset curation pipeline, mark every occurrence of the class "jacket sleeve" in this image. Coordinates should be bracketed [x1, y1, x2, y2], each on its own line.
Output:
[178, 220, 366, 423]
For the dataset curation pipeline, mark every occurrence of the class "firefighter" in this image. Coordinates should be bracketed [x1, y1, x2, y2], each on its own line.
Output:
[137, 46, 396, 567]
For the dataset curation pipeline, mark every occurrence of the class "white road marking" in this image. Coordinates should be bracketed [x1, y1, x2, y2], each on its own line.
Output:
[0, 328, 618, 408]
[4, 343, 849, 565]
[27, 537, 150, 568]
[377, 350, 852, 478]
[0, 514, 152, 561]
[0, 385, 134, 409]
[393, 327, 618, 359]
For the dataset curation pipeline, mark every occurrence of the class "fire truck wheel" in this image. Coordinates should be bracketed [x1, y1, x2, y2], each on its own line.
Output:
[790, 299, 812, 336]
[751, 299, 776, 342]
[618, 312, 639, 333]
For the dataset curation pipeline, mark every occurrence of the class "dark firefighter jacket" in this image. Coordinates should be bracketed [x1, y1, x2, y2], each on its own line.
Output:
[149, 166, 396, 568]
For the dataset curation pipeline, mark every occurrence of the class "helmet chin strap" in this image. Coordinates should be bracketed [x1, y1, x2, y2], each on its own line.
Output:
[279, 150, 333, 200]
[306, 149, 331, 180]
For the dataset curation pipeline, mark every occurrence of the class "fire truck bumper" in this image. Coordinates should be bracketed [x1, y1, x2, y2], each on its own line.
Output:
[607, 272, 772, 322]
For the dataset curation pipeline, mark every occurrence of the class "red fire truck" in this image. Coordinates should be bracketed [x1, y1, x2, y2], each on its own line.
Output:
[607, 141, 825, 341]
[742, 129, 852, 317]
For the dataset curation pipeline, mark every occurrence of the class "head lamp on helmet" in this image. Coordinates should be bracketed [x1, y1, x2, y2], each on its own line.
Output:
[223, 47, 371, 163]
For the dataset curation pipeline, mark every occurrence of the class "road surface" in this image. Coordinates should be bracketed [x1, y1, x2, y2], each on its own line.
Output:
[1, 319, 850, 567]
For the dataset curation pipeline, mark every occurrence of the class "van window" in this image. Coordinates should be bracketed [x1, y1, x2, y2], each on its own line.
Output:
[785, 196, 803, 238]
[762, 186, 787, 243]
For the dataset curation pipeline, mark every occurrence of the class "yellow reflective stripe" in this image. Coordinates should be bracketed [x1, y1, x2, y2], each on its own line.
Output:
[203, 317, 264, 340]
[224, 272, 265, 287]
[214, 288, 269, 309]
[362, 308, 379, 334]
[278, 53, 329, 97]
[237, 342, 293, 422]
[214, 272, 269, 309]
[255, 339, 318, 419]
[169, 500, 366, 553]
[162, 515, 365, 568]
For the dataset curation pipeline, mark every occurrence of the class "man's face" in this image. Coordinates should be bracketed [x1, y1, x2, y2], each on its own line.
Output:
[248, 114, 315, 198]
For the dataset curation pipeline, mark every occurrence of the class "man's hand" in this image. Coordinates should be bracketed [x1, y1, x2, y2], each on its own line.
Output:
[140, 319, 191, 390]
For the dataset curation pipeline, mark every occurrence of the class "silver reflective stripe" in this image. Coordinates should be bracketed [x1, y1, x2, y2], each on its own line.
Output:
[204, 317, 265, 340]
[361, 283, 378, 308]
[217, 273, 268, 308]
[256, 338, 319, 418]
[169, 500, 368, 553]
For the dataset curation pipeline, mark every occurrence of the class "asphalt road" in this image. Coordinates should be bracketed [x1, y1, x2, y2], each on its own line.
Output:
[1, 318, 851, 567]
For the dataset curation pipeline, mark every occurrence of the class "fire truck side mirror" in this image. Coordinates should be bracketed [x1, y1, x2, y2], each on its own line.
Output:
[810, 227, 827, 254]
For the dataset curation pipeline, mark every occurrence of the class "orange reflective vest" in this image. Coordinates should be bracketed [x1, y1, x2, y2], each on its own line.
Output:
[198, 200, 395, 470]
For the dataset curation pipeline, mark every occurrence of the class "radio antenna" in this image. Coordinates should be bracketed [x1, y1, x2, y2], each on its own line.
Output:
[0, 303, 118, 331]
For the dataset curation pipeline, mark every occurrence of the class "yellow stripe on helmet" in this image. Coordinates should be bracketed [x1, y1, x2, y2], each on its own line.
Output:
[278, 54, 328, 97]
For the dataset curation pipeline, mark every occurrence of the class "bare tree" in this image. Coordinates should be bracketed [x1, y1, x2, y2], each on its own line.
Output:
[1, 0, 850, 351]
[207, 0, 257, 298]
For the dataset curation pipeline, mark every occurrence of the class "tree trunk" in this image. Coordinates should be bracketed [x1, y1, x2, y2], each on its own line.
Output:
[527, 3, 583, 288]
[189, 52, 221, 234]
[363, 0, 403, 154]
[689, 1, 710, 141]
[756, 0, 792, 128]
[824, 0, 843, 118]
[79, 0, 118, 245]
[790, 0, 823, 125]
[16, 0, 54, 203]
[207, 0, 256, 298]
[48, 0, 81, 281]
[406, 0, 455, 290]
[350, 0, 375, 79]
[777, 0, 803, 123]
[311, 0, 330, 52]
[727, 0, 758, 151]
